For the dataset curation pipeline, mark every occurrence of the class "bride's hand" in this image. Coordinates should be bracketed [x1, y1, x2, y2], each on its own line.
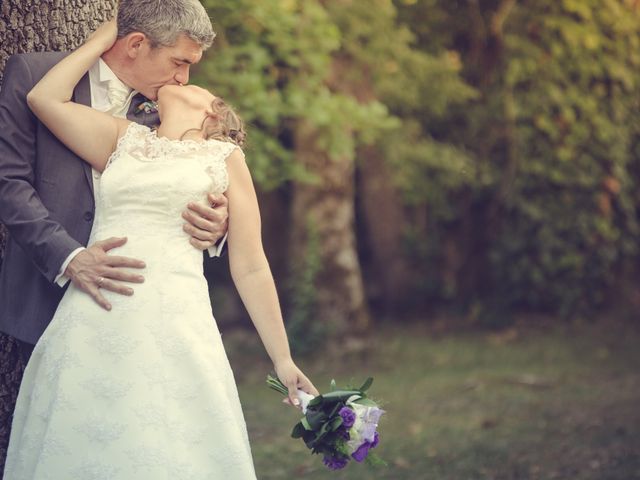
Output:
[87, 19, 118, 52]
[274, 359, 319, 408]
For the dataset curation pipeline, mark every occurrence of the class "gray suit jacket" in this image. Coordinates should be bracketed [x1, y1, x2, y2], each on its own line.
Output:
[0, 52, 158, 345]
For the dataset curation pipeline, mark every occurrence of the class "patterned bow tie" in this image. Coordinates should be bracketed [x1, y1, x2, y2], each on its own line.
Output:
[135, 101, 159, 115]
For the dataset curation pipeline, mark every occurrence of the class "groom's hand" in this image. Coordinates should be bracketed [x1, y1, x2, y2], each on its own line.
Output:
[182, 192, 229, 250]
[65, 237, 145, 311]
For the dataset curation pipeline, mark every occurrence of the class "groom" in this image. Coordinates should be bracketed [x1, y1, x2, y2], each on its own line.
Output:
[0, 0, 224, 436]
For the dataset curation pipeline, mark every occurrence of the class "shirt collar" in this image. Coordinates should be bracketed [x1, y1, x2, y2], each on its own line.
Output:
[97, 58, 121, 84]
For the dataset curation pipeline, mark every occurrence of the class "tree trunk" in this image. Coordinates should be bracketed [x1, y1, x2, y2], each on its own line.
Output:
[290, 122, 370, 338]
[0, 0, 116, 469]
[356, 145, 413, 313]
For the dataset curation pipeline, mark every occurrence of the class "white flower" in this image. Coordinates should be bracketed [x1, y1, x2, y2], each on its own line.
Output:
[346, 402, 385, 453]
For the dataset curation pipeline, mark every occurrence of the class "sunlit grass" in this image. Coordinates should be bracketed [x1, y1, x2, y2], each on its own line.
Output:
[223, 321, 640, 480]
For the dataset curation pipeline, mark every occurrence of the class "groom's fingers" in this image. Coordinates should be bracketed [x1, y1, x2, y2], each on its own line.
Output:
[190, 237, 213, 250]
[182, 222, 216, 242]
[105, 255, 146, 270]
[97, 277, 134, 296]
[187, 199, 228, 228]
[95, 236, 128, 251]
[182, 209, 216, 233]
[85, 285, 112, 311]
[101, 267, 145, 284]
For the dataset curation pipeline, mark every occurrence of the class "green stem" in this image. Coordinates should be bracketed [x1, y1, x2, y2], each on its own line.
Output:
[266, 374, 289, 396]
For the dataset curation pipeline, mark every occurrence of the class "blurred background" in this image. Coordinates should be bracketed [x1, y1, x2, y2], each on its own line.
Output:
[1, 0, 640, 478]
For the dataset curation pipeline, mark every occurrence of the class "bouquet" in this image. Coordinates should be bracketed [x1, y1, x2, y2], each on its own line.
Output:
[267, 374, 385, 470]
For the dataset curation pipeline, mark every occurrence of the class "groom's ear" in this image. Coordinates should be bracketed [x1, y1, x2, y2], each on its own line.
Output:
[123, 32, 147, 59]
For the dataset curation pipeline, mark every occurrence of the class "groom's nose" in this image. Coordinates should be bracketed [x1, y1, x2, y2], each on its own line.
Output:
[175, 65, 190, 85]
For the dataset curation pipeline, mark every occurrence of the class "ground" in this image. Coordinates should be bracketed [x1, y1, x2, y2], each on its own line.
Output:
[224, 319, 640, 479]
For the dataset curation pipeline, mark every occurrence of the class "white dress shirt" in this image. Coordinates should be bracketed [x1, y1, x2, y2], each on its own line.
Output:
[55, 60, 225, 287]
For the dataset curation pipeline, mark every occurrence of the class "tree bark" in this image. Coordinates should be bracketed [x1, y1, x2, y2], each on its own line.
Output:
[290, 122, 370, 338]
[356, 144, 412, 313]
[0, 0, 116, 469]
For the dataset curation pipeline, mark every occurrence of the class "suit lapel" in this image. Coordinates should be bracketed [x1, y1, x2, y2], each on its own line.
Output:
[73, 73, 94, 193]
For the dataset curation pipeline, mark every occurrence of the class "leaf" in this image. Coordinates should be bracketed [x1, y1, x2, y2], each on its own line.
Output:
[319, 390, 362, 402]
[352, 398, 378, 407]
[330, 379, 337, 391]
[329, 416, 344, 431]
[328, 402, 342, 418]
[305, 409, 327, 431]
[359, 377, 374, 392]
[365, 453, 388, 467]
[301, 416, 313, 431]
[266, 374, 288, 396]
[291, 422, 306, 438]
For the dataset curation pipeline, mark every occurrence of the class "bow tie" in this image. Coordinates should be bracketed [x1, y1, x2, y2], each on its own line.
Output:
[134, 100, 159, 115]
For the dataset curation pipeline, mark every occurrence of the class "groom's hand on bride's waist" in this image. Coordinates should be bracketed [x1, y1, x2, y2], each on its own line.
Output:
[65, 237, 146, 311]
[182, 192, 229, 250]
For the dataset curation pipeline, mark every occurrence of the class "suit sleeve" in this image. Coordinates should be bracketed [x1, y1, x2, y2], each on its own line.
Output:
[0, 54, 83, 283]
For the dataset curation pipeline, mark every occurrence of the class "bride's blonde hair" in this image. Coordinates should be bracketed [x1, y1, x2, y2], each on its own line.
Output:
[203, 98, 246, 147]
[179, 97, 246, 147]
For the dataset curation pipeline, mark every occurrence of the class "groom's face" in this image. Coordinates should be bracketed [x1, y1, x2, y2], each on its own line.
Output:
[130, 34, 204, 101]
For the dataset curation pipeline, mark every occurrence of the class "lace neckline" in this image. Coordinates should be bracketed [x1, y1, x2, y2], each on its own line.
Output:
[132, 123, 233, 160]
[147, 126, 226, 150]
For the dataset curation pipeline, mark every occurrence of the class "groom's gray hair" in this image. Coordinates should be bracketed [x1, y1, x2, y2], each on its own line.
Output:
[117, 0, 215, 49]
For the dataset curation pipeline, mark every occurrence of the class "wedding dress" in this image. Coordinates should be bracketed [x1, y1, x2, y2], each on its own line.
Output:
[3, 123, 257, 480]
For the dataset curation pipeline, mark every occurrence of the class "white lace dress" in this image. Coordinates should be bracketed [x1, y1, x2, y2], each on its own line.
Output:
[3, 123, 257, 480]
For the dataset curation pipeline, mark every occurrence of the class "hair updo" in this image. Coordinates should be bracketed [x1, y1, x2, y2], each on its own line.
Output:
[202, 98, 246, 147]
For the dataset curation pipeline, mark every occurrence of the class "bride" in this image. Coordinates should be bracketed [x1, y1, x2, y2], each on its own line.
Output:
[3, 20, 317, 480]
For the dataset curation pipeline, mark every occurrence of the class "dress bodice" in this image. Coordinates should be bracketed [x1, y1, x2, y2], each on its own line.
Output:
[88, 123, 238, 273]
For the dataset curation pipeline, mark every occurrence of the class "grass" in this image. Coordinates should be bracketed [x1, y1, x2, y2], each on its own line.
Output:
[222, 320, 640, 480]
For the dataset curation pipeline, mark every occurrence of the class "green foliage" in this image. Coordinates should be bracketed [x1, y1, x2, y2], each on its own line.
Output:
[393, 0, 640, 315]
[197, 1, 333, 188]
[489, 0, 640, 313]
[196, 0, 640, 319]
[197, 0, 395, 189]
[285, 217, 326, 355]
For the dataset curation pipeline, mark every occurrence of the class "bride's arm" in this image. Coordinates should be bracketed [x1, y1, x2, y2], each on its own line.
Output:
[226, 149, 318, 403]
[26, 20, 129, 172]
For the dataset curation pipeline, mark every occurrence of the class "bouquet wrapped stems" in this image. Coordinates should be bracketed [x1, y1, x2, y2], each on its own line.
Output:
[267, 375, 386, 470]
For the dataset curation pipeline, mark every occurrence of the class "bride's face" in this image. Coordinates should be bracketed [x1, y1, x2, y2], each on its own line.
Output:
[156, 84, 216, 119]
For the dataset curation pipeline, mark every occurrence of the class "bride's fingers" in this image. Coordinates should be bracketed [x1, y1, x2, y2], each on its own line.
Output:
[282, 397, 302, 409]
[286, 381, 300, 407]
[297, 375, 319, 396]
[306, 382, 319, 397]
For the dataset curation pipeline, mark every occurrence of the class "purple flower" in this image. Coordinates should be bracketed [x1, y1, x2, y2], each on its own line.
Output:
[323, 455, 349, 470]
[351, 432, 380, 463]
[351, 442, 372, 462]
[337, 426, 350, 440]
[339, 406, 356, 428]
[371, 431, 380, 448]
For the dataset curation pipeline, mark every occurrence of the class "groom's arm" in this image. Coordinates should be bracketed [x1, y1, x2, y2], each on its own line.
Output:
[0, 54, 83, 282]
